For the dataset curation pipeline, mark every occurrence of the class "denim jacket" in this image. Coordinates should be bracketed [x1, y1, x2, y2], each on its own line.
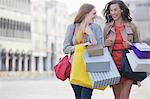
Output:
[63, 23, 104, 54]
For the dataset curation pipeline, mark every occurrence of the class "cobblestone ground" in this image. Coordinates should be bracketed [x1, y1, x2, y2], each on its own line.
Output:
[0, 72, 150, 99]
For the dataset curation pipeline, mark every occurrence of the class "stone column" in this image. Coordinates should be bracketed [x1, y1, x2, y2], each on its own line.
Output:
[47, 52, 51, 71]
[31, 56, 35, 72]
[38, 57, 43, 72]
[5, 54, 9, 71]
[18, 56, 22, 71]
[24, 55, 28, 71]
[12, 55, 16, 71]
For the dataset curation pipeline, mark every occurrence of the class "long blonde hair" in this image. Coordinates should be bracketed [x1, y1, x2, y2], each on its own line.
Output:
[74, 4, 95, 44]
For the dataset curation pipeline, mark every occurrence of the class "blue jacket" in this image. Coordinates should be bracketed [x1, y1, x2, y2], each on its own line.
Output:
[63, 23, 104, 54]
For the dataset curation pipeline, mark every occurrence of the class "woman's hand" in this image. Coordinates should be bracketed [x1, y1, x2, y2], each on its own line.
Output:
[85, 25, 93, 35]
[85, 25, 97, 45]
[71, 46, 75, 53]
[105, 39, 113, 47]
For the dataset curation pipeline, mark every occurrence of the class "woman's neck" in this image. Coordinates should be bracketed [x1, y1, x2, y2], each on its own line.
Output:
[115, 18, 124, 26]
[79, 21, 88, 31]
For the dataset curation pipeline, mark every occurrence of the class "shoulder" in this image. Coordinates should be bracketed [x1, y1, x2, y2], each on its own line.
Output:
[103, 21, 114, 34]
[104, 21, 114, 30]
[125, 22, 137, 30]
[90, 23, 101, 29]
[130, 22, 137, 30]
[66, 24, 74, 29]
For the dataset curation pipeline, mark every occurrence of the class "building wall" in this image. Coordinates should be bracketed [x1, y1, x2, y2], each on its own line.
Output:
[0, 0, 33, 72]
[0, 0, 49, 72]
[45, 0, 69, 70]
[128, 0, 150, 42]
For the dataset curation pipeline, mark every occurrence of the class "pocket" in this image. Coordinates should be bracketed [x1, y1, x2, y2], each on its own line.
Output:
[126, 27, 134, 42]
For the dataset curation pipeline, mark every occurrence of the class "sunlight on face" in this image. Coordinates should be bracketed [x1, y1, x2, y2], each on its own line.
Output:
[87, 8, 97, 23]
[110, 4, 122, 21]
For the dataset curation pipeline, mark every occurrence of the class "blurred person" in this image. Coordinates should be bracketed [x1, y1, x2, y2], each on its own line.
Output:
[63, 3, 103, 99]
[103, 0, 141, 99]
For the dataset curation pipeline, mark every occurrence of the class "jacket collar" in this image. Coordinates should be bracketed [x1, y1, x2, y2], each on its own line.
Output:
[106, 21, 132, 34]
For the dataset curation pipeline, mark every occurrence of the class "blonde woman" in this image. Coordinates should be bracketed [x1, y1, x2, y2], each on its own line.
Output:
[63, 3, 103, 99]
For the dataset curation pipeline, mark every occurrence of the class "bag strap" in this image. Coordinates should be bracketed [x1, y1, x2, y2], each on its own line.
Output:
[70, 24, 76, 56]
[71, 24, 76, 46]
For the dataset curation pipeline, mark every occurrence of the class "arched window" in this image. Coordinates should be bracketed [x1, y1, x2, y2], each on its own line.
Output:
[3, 18, 6, 36]
[0, 18, 2, 36]
[6, 19, 9, 37]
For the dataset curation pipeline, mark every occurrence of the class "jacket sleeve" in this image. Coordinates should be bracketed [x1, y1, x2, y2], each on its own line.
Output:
[95, 24, 104, 46]
[63, 24, 74, 54]
[103, 25, 108, 46]
[131, 23, 140, 43]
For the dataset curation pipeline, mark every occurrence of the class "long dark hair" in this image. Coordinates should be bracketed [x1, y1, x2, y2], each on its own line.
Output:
[103, 0, 132, 23]
[74, 3, 95, 23]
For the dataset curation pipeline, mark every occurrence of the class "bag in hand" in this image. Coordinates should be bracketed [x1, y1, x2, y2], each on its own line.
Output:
[53, 24, 76, 81]
[120, 50, 147, 82]
[54, 55, 71, 81]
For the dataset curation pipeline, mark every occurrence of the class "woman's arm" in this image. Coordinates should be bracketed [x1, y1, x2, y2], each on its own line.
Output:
[85, 25, 97, 45]
[131, 23, 140, 43]
[94, 24, 103, 46]
[103, 25, 113, 47]
[63, 24, 74, 54]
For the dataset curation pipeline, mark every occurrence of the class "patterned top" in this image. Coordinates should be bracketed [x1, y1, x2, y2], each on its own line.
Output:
[112, 24, 125, 70]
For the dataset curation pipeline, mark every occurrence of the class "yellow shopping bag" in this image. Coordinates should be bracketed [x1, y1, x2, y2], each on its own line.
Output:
[70, 45, 107, 90]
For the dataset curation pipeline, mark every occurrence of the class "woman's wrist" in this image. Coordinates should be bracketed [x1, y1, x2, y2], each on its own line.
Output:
[71, 46, 75, 52]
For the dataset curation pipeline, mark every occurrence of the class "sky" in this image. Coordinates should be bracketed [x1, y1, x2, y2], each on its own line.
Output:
[56, 0, 112, 17]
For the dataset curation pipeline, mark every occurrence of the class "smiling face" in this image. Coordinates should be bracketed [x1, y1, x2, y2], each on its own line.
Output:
[110, 4, 122, 21]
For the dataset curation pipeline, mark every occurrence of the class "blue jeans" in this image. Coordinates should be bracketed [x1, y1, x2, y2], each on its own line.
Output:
[71, 84, 93, 99]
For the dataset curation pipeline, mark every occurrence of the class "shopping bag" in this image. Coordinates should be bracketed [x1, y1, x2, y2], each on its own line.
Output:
[87, 45, 103, 57]
[131, 43, 150, 59]
[120, 50, 147, 82]
[127, 50, 150, 72]
[70, 45, 107, 90]
[87, 48, 120, 88]
[83, 48, 110, 72]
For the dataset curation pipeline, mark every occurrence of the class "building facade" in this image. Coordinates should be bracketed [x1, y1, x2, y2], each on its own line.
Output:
[45, 0, 69, 70]
[0, 0, 33, 72]
[0, 0, 70, 75]
[127, 0, 150, 42]
[31, 0, 48, 72]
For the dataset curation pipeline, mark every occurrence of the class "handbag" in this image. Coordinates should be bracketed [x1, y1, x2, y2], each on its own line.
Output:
[54, 24, 76, 81]
[120, 50, 147, 82]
